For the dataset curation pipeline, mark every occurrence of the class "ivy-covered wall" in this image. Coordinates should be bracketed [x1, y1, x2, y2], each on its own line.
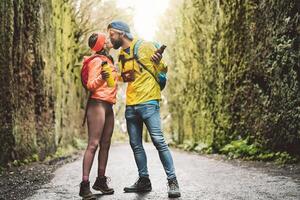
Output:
[158, 0, 300, 156]
[0, 0, 83, 165]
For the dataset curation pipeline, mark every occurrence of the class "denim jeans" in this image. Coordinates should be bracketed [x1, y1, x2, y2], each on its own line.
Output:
[125, 103, 176, 180]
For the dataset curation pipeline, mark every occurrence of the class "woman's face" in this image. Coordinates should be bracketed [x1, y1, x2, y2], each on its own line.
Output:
[104, 37, 113, 51]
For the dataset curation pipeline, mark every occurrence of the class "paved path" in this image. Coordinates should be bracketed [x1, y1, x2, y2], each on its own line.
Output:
[27, 143, 300, 200]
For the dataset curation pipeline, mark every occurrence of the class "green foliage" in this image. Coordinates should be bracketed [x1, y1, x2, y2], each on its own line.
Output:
[220, 139, 298, 164]
[44, 144, 77, 163]
[220, 139, 260, 158]
[0, 166, 3, 175]
[0, 0, 132, 166]
[9, 153, 40, 167]
[31, 154, 39, 162]
[53, 145, 74, 158]
[157, 0, 300, 160]
[177, 140, 199, 152]
[0, 0, 83, 166]
[72, 138, 87, 150]
[8, 143, 78, 167]
[173, 140, 212, 154]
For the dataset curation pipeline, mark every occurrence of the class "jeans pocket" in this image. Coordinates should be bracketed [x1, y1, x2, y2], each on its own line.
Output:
[139, 104, 158, 119]
[125, 106, 136, 119]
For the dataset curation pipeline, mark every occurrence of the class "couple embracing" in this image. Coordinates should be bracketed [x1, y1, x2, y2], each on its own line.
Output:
[79, 20, 181, 199]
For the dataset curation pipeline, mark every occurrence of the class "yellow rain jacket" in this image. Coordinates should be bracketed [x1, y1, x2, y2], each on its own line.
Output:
[118, 38, 168, 105]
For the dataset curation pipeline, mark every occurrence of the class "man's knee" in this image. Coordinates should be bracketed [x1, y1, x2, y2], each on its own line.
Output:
[130, 141, 143, 152]
[152, 136, 168, 152]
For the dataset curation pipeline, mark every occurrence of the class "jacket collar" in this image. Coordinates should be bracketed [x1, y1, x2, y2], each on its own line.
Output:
[120, 38, 138, 57]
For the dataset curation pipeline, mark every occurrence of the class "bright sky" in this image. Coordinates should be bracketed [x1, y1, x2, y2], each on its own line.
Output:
[115, 0, 170, 40]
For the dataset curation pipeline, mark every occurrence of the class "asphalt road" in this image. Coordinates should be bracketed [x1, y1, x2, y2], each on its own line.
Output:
[26, 143, 300, 200]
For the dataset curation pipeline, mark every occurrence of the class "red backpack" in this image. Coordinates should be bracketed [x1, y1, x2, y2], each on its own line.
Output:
[81, 54, 108, 90]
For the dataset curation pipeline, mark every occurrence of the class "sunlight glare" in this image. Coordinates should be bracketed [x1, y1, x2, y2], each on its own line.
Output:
[115, 0, 170, 41]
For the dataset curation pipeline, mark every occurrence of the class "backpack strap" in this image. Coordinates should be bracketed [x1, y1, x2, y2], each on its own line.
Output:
[84, 54, 114, 67]
[83, 54, 101, 66]
[133, 39, 144, 59]
[118, 54, 135, 71]
[82, 93, 92, 127]
[135, 58, 159, 83]
[133, 40, 160, 84]
[133, 40, 161, 58]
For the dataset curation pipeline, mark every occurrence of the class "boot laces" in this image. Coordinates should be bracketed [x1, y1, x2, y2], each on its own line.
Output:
[134, 177, 147, 186]
[168, 179, 178, 190]
[104, 176, 111, 183]
[98, 176, 111, 183]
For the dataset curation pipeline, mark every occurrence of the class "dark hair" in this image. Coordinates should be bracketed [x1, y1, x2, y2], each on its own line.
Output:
[107, 24, 112, 30]
[88, 33, 98, 49]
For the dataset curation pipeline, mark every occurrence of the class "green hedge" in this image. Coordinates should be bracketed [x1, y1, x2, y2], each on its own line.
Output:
[158, 0, 300, 156]
[0, 0, 83, 165]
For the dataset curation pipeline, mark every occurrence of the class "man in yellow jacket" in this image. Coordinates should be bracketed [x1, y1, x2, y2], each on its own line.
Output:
[107, 20, 181, 198]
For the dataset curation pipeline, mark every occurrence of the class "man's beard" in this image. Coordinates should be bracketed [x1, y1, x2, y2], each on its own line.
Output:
[112, 39, 123, 49]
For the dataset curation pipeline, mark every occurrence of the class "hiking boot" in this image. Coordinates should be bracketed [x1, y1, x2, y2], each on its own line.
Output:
[92, 176, 114, 195]
[124, 177, 152, 193]
[79, 181, 96, 200]
[168, 178, 181, 198]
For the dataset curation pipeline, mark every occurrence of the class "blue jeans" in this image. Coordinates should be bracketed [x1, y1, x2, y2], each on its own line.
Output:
[125, 104, 176, 180]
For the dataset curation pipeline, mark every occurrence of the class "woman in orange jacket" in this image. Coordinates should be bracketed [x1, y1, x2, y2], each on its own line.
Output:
[79, 33, 117, 199]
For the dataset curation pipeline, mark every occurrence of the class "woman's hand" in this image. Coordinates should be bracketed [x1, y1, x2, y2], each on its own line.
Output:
[101, 71, 109, 80]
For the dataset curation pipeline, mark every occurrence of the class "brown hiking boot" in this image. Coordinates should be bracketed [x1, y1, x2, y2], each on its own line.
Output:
[79, 181, 96, 200]
[92, 176, 114, 195]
